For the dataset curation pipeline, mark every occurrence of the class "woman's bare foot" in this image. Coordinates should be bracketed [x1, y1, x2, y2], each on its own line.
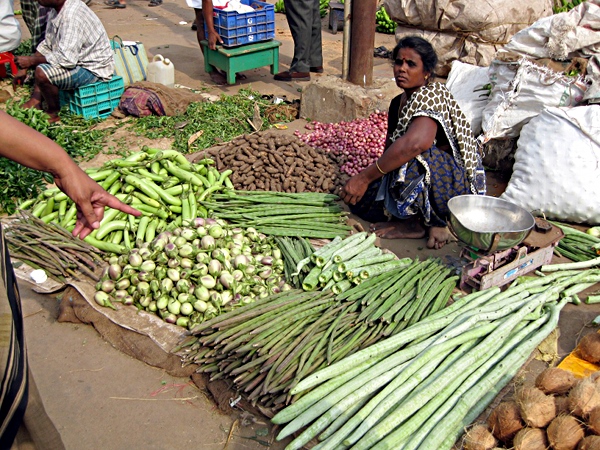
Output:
[209, 68, 227, 85]
[22, 98, 43, 110]
[427, 226, 456, 249]
[369, 218, 426, 239]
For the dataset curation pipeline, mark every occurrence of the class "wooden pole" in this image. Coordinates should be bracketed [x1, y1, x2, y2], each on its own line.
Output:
[348, 0, 377, 86]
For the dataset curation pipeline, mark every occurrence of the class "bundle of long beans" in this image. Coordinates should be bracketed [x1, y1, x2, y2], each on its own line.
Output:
[201, 191, 352, 239]
[175, 258, 457, 410]
[553, 221, 600, 262]
[3, 210, 106, 282]
[274, 236, 315, 288]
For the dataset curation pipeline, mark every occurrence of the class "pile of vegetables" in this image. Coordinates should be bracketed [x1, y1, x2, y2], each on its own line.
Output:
[176, 257, 458, 410]
[20, 148, 232, 254]
[554, 221, 600, 262]
[463, 362, 600, 450]
[294, 231, 409, 292]
[3, 102, 108, 214]
[554, 0, 585, 13]
[199, 130, 347, 194]
[275, 0, 330, 17]
[270, 266, 600, 450]
[94, 218, 288, 329]
[375, 6, 396, 34]
[295, 112, 387, 176]
[3, 210, 106, 283]
[200, 191, 351, 239]
[133, 89, 296, 154]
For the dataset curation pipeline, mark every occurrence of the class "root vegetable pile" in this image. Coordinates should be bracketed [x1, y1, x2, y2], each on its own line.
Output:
[471, 366, 600, 450]
[294, 112, 388, 177]
[199, 130, 347, 194]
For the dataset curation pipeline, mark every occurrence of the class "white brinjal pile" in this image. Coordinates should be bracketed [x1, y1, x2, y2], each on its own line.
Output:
[268, 266, 600, 450]
[199, 130, 348, 194]
[175, 250, 459, 410]
[19, 148, 234, 254]
[94, 218, 290, 329]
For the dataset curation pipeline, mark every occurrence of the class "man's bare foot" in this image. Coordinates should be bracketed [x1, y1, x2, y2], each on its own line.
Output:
[426, 226, 456, 249]
[22, 98, 43, 110]
[369, 218, 426, 239]
[236, 73, 247, 81]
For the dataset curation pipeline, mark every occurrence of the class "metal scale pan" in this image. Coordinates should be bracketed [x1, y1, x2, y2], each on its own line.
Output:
[447, 195, 562, 291]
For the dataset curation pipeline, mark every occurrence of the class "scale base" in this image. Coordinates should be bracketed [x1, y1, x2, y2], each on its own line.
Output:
[459, 221, 564, 291]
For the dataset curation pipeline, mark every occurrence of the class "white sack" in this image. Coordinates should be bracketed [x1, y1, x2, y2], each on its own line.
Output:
[394, 26, 499, 76]
[446, 61, 490, 135]
[383, 0, 553, 44]
[500, 106, 600, 225]
[481, 58, 587, 140]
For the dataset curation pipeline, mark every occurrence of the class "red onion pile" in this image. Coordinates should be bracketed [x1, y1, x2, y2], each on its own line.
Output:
[294, 112, 388, 177]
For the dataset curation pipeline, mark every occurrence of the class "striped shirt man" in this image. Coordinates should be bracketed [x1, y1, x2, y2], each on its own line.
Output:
[37, 0, 114, 80]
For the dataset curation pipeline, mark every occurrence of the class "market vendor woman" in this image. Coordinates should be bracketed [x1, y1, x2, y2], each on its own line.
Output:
[339, 36, 486, 250]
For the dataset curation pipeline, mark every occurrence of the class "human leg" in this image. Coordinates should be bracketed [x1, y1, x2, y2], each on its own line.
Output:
[36, 64, 98, 122]
[275, 0, 312, 79]
[194, 9, 227, 85]
[307, 0, 323, 71]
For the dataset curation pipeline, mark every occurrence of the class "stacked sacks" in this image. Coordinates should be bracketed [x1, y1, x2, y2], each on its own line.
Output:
[381, 0, 554, 75]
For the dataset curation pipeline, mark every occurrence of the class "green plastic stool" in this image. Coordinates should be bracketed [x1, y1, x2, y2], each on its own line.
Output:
[201, 40, 281, 85]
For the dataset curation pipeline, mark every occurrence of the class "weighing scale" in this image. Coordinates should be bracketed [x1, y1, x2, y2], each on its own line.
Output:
[459, 218, 564, 291]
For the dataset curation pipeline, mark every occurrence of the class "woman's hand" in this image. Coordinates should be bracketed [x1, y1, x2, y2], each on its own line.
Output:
[339, 172, 371, 206]
[53, 167, 141, 239]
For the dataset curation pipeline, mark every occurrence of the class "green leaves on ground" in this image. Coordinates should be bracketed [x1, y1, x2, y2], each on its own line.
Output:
[2, 101, 109, 214]
[132, 89, 296, 153]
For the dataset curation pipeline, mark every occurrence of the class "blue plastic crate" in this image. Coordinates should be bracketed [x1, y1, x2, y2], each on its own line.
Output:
[205, 0, 275, 47]
[69, 98, 120, 120]
[59, 76, 124, 119]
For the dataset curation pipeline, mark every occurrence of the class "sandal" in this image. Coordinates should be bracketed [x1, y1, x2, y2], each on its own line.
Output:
[104, 0, 126, 8]
[148, 0, 162, 6]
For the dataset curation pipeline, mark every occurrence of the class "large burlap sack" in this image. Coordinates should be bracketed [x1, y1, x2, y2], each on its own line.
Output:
[481, 57, 588, 140]
[394, 26, 499, 76]
[500, 106, 600, 225]
[446, 61, 491, 135]
[383, 0, 553, 44]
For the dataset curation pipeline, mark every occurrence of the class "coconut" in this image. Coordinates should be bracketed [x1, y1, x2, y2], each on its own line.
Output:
[578, 333, 600, 364]
[487, 400, 524, 442]
[516, 385, 557, 428]
[547, 415, 584, 450]
[536, 367, 577, 395]
[569, 377, 600, 418]
[513, 427, 548, 450]
[463, 424, 497, 450]
[589, 406, 600, 435]
[578, 435, 600, 450]
[556, 395, 572, 416]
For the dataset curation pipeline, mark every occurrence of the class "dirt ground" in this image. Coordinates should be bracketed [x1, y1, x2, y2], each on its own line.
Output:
[6, 2, 600, 450]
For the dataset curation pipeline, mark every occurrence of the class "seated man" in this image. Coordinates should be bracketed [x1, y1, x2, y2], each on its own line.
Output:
[15, 0, 114, 122]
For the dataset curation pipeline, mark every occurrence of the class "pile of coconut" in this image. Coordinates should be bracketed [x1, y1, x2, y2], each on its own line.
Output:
[462, 332, 600, 450]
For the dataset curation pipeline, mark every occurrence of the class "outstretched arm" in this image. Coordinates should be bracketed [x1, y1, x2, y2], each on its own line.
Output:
[0, 111, 140, 238]
[340, 116, 438, 205]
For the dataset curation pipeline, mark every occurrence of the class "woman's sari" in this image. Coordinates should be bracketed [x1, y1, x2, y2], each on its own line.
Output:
[352, 82, 486, 227]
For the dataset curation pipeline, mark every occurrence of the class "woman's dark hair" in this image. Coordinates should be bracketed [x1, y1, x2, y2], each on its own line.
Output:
[392, 36, 438, 75]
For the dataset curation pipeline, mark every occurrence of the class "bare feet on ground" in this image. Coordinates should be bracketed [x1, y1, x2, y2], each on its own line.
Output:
[427, 226, 456, 250]
[22, 98, 43, 110]
[369, 218, 426, 240]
